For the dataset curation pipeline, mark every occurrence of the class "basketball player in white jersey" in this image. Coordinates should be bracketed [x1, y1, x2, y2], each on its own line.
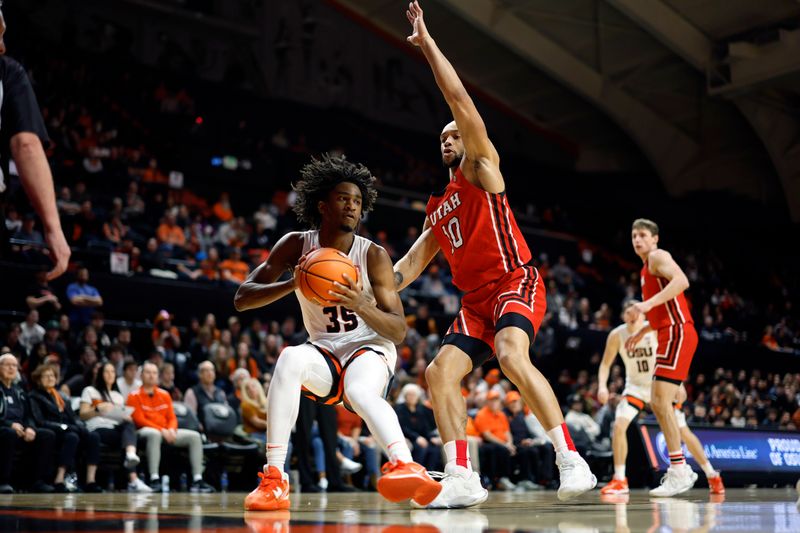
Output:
[598, 301, 724, 495]
[235, 154, 440, 511]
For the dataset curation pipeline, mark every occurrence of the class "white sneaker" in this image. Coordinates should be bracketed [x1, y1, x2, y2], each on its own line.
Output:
[649, 464, 698, 497]
[411, 509, 489, 533]
[412, 465, 488, 509]
[497, 477, 516, 491]
[124, 453, 141, 470]
[340, 457, 363, 475]
[318, 476, 329, 491]
[127, 477, 153, 493]
[556, 451, 597, 501]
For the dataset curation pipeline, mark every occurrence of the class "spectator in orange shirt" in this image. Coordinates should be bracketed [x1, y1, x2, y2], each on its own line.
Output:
[156, 212, 186, 256]
[126, 362, 214, 492]
[212, 192, 234, 222]
[335, 404, 379, 489]
[473, 390, 515, 490]
[220, 248, 249, 286]
[227, 342, 260, 380]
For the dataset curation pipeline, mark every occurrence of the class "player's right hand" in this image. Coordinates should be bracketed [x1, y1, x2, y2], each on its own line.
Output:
[406, 1, 430, 47]
[598, 388, 609, 405]
[45, 227, 71, 281]
[625, 330, 643, 352]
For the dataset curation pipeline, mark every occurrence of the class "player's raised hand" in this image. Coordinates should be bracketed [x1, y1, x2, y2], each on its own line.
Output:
[406, 1, 430, 47]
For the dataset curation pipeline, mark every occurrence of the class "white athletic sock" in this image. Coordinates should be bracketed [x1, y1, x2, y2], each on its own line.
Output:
[193, 474, 202, 482]
[614, 465, 626, 480]
[387, 440, 413, 464]
[267, 443, 289, 474]
[444, 440, 472, 476]
[700, 461, 718, 478]
[547, 423, 575, 455]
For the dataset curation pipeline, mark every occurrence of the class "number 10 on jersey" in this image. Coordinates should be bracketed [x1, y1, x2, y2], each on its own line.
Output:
[441, 217, 463, 253]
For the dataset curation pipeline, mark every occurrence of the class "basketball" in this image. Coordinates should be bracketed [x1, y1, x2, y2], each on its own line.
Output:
[297, 247, 358, 306]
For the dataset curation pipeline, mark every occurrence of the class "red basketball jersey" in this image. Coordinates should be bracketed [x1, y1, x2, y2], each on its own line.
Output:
[640, 259, 694, 330]
[425, 168, 531, 293]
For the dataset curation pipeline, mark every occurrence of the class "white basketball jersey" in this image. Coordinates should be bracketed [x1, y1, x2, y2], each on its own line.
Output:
[296, 230, 388, 349]
[614, 322, 658, 389]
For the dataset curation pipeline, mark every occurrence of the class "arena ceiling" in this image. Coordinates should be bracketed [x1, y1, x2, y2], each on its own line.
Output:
[331, 0, 800, 222]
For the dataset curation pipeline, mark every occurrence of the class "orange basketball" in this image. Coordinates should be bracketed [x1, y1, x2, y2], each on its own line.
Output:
[297, 247, 358, 306]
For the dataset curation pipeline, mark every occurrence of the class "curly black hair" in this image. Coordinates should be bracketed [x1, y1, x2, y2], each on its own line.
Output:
[292, 153, 378, 229]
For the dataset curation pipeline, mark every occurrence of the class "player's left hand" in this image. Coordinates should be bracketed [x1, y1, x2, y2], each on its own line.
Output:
[330, 273, 367, 312]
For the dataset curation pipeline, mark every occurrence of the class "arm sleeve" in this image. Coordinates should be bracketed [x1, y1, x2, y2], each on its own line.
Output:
[2, 57, 50, 145]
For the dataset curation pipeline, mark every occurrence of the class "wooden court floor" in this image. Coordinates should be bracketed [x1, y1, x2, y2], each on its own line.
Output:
[1, 488, 798, 532]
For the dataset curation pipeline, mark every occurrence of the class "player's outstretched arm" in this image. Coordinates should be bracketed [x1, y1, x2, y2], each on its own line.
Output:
[597, 330, 620, 405]
[393, 220, 439, 290]
[634, 249, 690, 315]
[331, 244, 407, 344]
[405, 1, 501, 188]
[233, 233, 303, 312]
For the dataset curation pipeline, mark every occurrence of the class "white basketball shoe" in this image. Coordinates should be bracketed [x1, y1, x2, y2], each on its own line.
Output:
[649, 464, 698, 497]
[556, 451, 597, 501]
[411, 465, 488, 509]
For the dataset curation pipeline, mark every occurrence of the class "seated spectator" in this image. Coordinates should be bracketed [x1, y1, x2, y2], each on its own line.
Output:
[12, 214, 44, 246]
[228, 341, 260, 380]
[0, 353, 55, 493]
[473, 390, 516, 491]
[156, 212, 186, 255]
[220, 248, 249, 286]
[394, 383, 442, 471]
[240, 377, 267, 442]
[212, 192, 234, 222]
[79, 361, 151, 492]
[127, 362, 215, 492]
[152, 310, 181, 357]
[19, 309, 45, 353]
[29, 363, 102, 492]
[564, 395, 604, 455]
[66, 268, 103, 329]
[61, 356, 100, 398]
[505, 391, 552, 489]
[117, 357, 142, 402]
[228, 368, 250, 414]
[335, 403, 379, 490]
[183, 361, 228, 432]
[159, 362, 183, 402]
[26, 270, 62, 323]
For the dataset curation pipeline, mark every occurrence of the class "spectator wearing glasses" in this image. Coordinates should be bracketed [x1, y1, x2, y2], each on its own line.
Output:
[0, 353, 55, 493]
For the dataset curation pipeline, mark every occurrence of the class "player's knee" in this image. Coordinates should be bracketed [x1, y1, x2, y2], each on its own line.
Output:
[613, 419, 630, 436]
[273, 346, 305, 378]
[343, 386, 373, 412]
[425, 360, 445, 386]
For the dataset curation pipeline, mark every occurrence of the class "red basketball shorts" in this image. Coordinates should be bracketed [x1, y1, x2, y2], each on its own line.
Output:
[443, 266, 546, 368]
[653, 322, 698, 384]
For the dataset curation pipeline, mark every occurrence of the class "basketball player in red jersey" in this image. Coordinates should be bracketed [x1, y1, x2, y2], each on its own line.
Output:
[393, 1, 596, 506]
[626, 218, 701, 496]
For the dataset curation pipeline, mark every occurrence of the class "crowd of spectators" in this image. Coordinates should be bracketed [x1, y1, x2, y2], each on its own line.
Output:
[1, 1, 798, 495]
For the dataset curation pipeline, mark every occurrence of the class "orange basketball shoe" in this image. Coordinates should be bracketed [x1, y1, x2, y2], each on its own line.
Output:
[600, 477, 629, 495]
[244, 466, 291, 511]
[708, 473, 725, 495]
[377, 461, 442, 506]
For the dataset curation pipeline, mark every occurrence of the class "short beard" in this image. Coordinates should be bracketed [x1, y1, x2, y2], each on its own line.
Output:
[442, 153, 463, 169]
[339, 223, 355, 233]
